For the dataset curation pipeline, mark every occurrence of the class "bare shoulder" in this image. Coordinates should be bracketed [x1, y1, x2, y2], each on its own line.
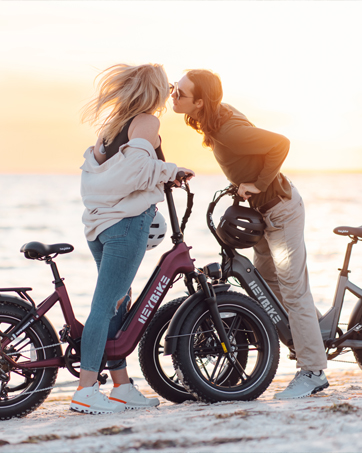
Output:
[130, 113, 160, 132]
[129, 114, 160, 148]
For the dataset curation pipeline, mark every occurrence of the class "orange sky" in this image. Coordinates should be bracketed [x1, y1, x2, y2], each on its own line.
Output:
[1, 2, 362, 174]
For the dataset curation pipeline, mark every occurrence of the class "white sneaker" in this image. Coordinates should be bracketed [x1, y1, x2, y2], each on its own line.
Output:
[274, 370, 329, 400]
[70, 382, 125, 414]
[109, 382, 160, 409]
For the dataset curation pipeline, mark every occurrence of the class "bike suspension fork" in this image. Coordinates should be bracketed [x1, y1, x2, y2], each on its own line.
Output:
[198, 273, 247, 380]
[198, 274, 232, 353]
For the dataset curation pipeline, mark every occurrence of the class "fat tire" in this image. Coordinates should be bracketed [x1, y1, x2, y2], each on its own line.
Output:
[139, 297, 195, 403]
[353, 349, 362, 369]
[172, 291, 279, 403]
[0, 302, 60, 420]
[352, 324, 362, 369]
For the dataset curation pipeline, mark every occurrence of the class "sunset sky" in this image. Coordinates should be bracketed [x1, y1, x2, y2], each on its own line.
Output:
[1, 1, 361, 173]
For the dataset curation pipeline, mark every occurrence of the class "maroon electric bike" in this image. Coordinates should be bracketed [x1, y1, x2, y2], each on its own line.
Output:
[0, 177, 279, 419]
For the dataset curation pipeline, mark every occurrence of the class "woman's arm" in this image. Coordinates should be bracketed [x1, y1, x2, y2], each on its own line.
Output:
[93, 114, 160, 165]
[121, 140, 194, 191]
[214, 120, 290, 192]
[128, 114, 194, 185]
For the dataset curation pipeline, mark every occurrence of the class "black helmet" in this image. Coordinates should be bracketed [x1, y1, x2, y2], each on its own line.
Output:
[216, 204, 265, 249]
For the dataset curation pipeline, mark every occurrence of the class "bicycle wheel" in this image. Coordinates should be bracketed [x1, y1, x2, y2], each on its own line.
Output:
[172, 291, 280, 403]
[351, 317, 362, 369]
[0, 302, 60, 420]
[139, 297, 195, 403]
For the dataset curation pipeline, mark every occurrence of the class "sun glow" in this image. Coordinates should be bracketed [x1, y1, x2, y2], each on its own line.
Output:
[0, 1, 361, 173]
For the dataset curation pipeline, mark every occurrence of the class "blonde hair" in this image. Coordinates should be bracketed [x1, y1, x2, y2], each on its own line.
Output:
[82, 63, 169, 145]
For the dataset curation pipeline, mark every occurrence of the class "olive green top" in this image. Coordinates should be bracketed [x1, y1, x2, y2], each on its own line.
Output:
[211, 104, 292, 208]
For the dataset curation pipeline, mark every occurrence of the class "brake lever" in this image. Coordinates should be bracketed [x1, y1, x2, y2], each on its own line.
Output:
[165, 171, 187, 189]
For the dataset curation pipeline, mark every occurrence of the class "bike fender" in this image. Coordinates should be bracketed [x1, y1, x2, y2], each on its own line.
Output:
[0, 294, 62, 355]
[348, 298, 362, 330]
[164, 284, 230, 356]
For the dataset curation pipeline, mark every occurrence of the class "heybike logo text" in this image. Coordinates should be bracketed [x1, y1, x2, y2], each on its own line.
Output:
[248, 281, 282, 324]
[138, 275, 170, 324]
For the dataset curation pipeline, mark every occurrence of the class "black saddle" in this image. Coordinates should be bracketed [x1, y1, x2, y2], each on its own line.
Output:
[333, 226, 362, 238]
[20, 241, 74, 260]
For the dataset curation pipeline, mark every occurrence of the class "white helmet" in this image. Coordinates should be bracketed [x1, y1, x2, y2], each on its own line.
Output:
[147, 210, 167, 251]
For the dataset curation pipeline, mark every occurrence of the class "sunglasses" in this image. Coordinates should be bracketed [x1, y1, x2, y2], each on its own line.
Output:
[169, 82, 193, 101]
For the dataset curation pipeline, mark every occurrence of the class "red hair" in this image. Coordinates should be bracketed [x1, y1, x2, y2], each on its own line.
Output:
[185, 69, 232, 148]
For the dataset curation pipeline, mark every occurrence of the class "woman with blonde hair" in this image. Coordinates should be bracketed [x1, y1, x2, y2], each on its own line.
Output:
[70, 63, 194, 414]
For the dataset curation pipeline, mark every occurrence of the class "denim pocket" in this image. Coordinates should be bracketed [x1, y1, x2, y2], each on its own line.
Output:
[139, 206, 156, 233]
[145, 204, 157, 220]
[102, 217, 132, 239]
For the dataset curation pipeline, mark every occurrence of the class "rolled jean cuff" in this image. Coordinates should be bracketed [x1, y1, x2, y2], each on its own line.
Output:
[107, 358, 127, 370]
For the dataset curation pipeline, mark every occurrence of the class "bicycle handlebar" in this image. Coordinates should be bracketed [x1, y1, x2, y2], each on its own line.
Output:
[163, 171, 195, 240]
[206, 184, 251, 258]
[176, 171, 186, 182]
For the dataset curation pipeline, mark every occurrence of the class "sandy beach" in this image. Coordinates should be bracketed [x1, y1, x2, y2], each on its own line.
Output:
[0, 368, 361, 453]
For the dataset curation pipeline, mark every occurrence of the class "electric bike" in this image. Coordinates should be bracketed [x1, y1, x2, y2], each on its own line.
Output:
[140, 184, 362, 403]
[0, 178, 279, 419]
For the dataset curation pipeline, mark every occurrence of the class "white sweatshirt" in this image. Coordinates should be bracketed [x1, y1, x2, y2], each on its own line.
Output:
[80, 138, 178, 241]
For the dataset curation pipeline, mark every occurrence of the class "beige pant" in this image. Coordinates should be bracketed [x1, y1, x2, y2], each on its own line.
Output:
[254, 185, 327, 371]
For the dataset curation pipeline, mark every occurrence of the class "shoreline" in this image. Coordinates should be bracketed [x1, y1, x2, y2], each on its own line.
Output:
[0, 369, 362, 453]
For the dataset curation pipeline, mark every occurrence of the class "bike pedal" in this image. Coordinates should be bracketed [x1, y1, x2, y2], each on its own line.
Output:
[98, 373, 108, 385]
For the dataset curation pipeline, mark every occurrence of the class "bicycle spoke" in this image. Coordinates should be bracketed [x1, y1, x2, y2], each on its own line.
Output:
[209, 354, 223, 383]
[211, 355, 230, 384]
[226, 354, 250, 381]
[196, 356, 212, 380]
[12, 336, 31, 349]
[226, 315, 240, 341]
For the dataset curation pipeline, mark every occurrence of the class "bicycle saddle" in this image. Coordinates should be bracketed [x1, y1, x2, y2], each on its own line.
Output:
[20, 241, 74, 260]
[333, 226, 362, 238]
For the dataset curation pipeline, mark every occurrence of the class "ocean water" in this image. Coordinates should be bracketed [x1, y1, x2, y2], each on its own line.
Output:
[1, 173, 362, 395]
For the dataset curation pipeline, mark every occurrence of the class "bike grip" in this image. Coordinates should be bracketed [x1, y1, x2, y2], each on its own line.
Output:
[176, 171, 185, 181]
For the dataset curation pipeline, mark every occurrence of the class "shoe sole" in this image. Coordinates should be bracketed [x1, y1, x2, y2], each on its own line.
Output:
[274, 381, 329, 400]
[70, 406, 114, 414]
[125, 404, 159, 410]
[70, 405, 125, 414]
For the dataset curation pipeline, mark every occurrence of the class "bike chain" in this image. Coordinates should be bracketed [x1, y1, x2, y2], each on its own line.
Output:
[7, 341, 64, 356]
[1, 341, 78, 397]
[330, 359, 357, 364]
[329, 327, 358, 364]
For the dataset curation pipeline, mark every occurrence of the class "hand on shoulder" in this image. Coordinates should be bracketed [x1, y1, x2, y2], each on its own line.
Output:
[129, 114, 161, 149]
[93, 134, 107, 165]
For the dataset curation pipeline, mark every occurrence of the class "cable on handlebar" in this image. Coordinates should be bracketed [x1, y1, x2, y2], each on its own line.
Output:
[207, 184, 241, 259]
[180, 181, 194, 234]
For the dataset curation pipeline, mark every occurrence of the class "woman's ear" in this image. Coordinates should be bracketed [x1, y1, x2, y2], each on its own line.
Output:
[194, 98, 204, 109]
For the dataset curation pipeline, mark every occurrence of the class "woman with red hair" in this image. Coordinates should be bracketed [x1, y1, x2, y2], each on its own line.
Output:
[171, 70, 328, 400]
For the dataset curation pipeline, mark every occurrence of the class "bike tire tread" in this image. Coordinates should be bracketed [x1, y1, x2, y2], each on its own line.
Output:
[0, 302, 59, 420]
[172, 291, 280, 403]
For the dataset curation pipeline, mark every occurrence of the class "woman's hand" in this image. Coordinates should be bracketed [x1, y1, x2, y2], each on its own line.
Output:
[174, 167, 195, 186]
[94, 135, 107, 165]
[237, 182, 261, 200]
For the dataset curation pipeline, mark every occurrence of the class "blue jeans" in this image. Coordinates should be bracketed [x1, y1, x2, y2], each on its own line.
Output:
[80, 205, 156, 372]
